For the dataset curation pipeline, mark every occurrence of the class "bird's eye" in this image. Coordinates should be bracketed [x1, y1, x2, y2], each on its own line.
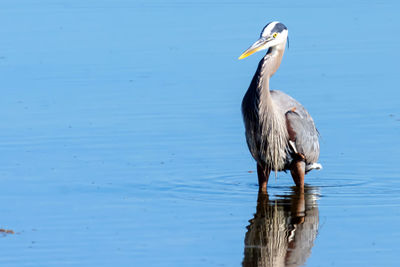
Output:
[273, 33, 278, 38]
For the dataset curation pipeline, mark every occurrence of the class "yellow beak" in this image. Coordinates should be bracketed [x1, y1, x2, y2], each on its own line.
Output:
[238, 37, 272, 60]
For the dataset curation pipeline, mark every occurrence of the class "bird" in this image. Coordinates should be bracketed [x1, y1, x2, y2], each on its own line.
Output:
[239, 21, 322, 190]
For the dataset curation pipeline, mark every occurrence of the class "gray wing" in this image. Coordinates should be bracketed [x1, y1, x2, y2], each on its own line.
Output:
[271, 90, 320, 165]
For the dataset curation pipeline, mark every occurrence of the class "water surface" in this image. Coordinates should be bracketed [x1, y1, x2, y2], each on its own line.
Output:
[0, 0, 399, 266]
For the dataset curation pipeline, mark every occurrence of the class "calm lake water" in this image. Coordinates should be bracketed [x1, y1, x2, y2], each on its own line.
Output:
[0, 0, 399, 266]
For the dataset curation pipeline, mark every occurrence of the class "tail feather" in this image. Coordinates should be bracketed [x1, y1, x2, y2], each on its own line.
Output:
[305, 163, 322, 173]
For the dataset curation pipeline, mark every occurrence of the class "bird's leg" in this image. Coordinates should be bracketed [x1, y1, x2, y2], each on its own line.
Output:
[257, 164, 270, 192]
[290, 160, 305, 188]
[290, 186, 306, 224]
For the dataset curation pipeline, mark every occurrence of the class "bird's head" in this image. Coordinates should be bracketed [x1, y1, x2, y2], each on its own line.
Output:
[239, 21, 288, 60]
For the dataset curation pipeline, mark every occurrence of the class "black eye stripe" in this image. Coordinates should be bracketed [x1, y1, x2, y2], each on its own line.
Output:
[271, 23, 287, 33]
[261, 22, 287, 37]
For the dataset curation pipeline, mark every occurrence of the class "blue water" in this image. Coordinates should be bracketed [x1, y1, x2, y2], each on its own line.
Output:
[0, 0, 399, 266]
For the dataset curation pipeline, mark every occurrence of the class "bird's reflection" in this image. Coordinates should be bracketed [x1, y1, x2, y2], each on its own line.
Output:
[243, 187, 319, 267]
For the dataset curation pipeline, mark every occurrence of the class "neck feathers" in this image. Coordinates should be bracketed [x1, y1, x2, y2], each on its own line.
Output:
[256, 47, 288, 172]
[261, 44, 286, 80]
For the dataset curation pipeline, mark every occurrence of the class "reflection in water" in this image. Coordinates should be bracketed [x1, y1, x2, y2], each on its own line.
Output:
[243, 187, 319, 267]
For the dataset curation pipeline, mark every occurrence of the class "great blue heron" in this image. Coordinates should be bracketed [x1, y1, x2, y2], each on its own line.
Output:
[239, 21, 322, 190]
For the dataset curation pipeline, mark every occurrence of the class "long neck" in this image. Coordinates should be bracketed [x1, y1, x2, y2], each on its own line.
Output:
[255, 42, 288, 172]
[258, 42, 286, 94]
